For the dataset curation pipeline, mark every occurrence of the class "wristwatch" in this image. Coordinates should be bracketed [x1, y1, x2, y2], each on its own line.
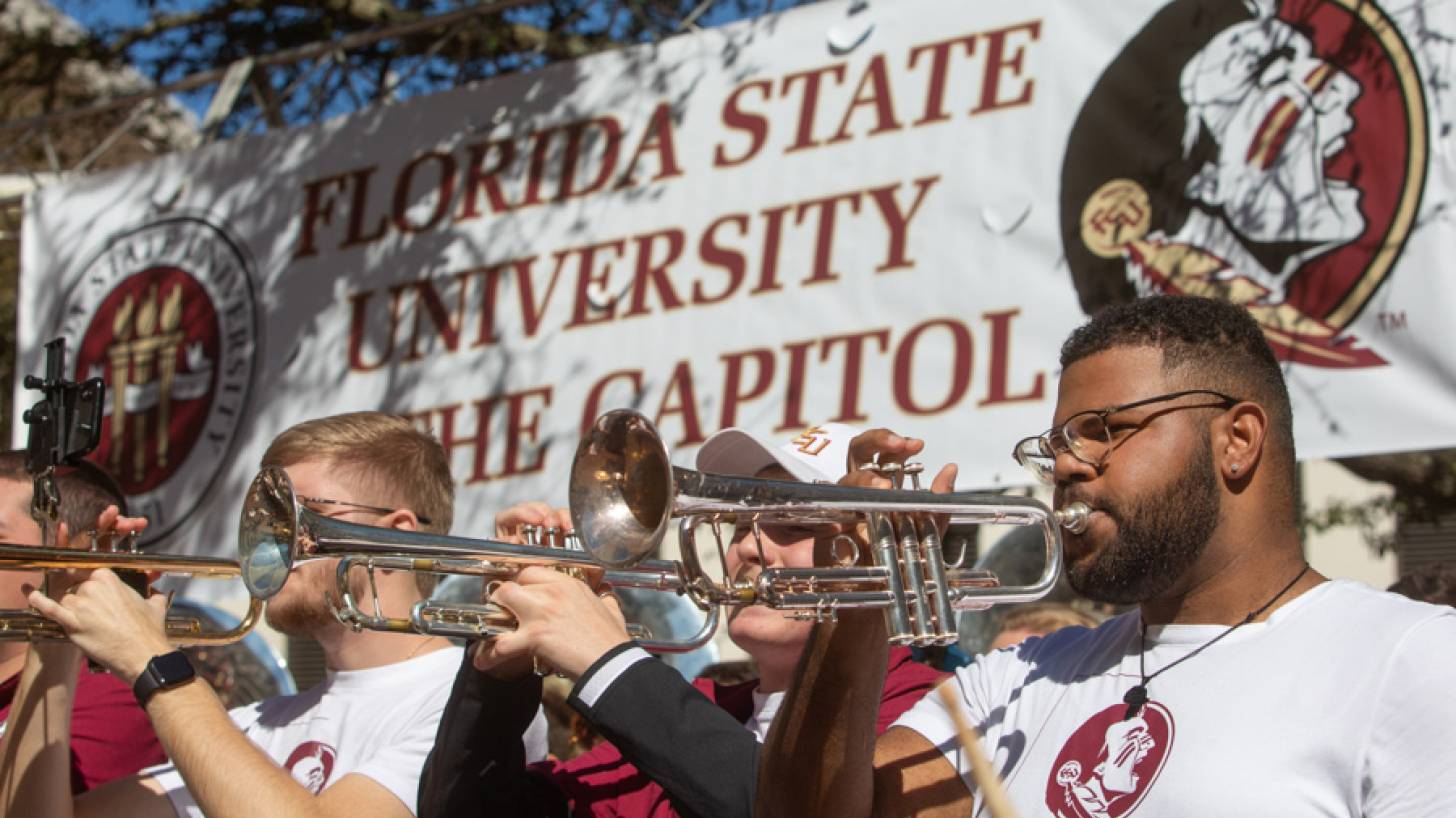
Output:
[132, 651, 196, 707]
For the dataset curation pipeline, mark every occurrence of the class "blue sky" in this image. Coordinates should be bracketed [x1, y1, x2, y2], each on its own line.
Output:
[49, 0, 806, 124]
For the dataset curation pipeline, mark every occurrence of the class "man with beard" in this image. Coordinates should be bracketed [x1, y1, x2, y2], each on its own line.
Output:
[756, 296, 1456, 817]
[0, 412, 545, 818]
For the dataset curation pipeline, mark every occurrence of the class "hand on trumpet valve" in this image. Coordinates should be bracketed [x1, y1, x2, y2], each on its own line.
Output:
[846, 428, 957, 498]
[472, 566, 631, 683]
[40, 505, 155, 601]
[26, 567, 171, 684]
[819, 429, 959, 565]
[494, 501, 574, 546]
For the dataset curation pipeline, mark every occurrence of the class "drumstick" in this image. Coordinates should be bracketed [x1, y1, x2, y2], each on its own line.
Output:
[938, 684, 1019, 818]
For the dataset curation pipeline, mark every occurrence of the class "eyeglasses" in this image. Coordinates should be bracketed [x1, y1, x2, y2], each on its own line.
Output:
[297, 495, 432, 527]
[1011, 389, 1241, 485]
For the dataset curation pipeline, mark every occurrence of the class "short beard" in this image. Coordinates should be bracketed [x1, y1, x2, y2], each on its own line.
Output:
[264, 563, 367, 636]
[1067, 433, 1220, 605]
[265, 592, 336, 636]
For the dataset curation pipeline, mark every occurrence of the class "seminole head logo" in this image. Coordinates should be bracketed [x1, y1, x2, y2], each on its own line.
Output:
[1061, 0, 1427, 368]
[1044, 702, 1175, 818]
[284, 740, 338, 794]
[55, 216, 259, 543]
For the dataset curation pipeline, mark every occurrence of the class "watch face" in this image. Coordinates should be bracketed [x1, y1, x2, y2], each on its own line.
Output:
[152, 651, 195, 685]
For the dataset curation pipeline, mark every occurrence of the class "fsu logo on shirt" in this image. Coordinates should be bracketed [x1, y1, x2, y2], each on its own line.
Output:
[54, 215, 259, 543]
[285, 741, 338, 794]
[1060, 0, 1428, 368]
[1044, 703, 1175, 818]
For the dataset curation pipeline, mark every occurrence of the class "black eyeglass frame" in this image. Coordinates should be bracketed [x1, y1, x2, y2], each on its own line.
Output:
[1011, 389, 1243, 484]
[296, 495, 433, 527]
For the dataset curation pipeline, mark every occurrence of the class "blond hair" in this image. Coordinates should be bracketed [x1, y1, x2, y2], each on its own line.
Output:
[262, 412, 453, 532]
[262, 413, 453, 596]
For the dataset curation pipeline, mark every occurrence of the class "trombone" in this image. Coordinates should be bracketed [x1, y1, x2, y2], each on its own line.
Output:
[0, 538, 263, 645]
[236, 466, 718, 653]
[570, 410, 1085, 647]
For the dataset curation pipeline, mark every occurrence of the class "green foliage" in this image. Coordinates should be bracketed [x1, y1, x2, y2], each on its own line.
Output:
[6, 1, 804, 139]
[1302, 496, 1399, 554]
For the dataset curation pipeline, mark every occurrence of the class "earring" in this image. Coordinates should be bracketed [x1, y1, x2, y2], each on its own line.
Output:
[1230, 463, 1240, 475]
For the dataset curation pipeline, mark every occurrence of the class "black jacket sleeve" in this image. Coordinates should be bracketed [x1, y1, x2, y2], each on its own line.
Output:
[417, 646, 567, 818]
[567, 646, 760, 818]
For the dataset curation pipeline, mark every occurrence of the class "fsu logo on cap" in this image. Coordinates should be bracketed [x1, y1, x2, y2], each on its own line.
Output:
[54, 215, 259, 543]
[1060, 0, 1427, 368]
[789, 426, 832, 456]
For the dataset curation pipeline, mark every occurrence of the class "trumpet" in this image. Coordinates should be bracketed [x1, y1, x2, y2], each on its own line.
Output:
[0, 538, 263, 645]
[570, 410, 1084, 647]
[236, 466, 718, 652]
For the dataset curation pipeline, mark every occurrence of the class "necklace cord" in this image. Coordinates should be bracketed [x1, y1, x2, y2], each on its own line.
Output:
[1125, 563, 1311, 719]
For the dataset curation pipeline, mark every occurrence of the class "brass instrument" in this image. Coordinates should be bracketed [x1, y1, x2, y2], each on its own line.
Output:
[0, 538, 262, 645]
[570, 410, 1085, 647]
[236, 466, 718, 653]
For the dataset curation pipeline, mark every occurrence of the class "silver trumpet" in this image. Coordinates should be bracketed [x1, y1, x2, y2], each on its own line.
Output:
[570, 410, 1088, 647]
[236, 466, 718, 653]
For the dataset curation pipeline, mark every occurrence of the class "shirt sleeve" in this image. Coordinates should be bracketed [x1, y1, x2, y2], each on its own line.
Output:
[68, 668, 168, 792]
[573, 645, 652, 708]
[875, 649, 948, 734]
[891, 656, 999, 796]
[566, 650, 759, 818]
[1362, 610, 1456, 817]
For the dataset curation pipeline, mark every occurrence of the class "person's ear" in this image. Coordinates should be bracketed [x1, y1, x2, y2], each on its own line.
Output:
[386, 510, 421, 532]
[1214, 401, 1268, 482]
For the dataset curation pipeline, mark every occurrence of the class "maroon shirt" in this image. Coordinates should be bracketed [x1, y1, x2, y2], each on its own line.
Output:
[0, 664, 166, 793]
[533, 647, 945, 818]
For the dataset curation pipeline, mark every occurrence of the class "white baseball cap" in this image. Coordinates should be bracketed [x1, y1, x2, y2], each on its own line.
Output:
[695, 423, 862, 483]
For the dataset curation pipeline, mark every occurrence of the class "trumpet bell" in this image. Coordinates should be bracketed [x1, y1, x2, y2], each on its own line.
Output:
[571, 410, 673, 569]
[569, 409, 1070, 647]
[239, 466, 300, 599]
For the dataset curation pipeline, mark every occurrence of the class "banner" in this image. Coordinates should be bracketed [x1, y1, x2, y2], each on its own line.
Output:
[18, 0, 1456, 563]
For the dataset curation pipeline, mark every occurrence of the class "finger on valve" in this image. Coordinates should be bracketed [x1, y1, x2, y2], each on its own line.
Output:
[494, 501, 556, 543]
[543, 506, 575, 548]
[925, 463, 959, 535]
[846, 428, 925, 471]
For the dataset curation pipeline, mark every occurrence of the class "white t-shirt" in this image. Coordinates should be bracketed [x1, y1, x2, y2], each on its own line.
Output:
[895, 580, 1456, 818]
[147, 646, 549, 816]
[746, 688, 785, 743]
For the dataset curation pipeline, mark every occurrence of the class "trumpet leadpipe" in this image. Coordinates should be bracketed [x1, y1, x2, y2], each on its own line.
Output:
[0, 544, 243, 576]
[0, 543, 262, 645]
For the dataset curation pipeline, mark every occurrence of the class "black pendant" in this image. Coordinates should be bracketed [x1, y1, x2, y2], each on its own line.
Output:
[1122, 685, 1148, 720]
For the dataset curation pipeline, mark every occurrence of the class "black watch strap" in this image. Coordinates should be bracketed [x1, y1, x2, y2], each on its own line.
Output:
[133, 650, 196, 707]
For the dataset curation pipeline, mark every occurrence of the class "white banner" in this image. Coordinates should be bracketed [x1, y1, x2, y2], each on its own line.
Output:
[18, 0, 1456, 562]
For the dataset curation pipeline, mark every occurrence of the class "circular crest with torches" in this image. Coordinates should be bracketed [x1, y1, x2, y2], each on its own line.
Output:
[55, 215, 260, 543]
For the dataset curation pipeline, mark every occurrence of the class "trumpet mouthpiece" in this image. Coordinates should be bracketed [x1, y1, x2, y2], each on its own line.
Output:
[1054, 502, 1091, 534]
